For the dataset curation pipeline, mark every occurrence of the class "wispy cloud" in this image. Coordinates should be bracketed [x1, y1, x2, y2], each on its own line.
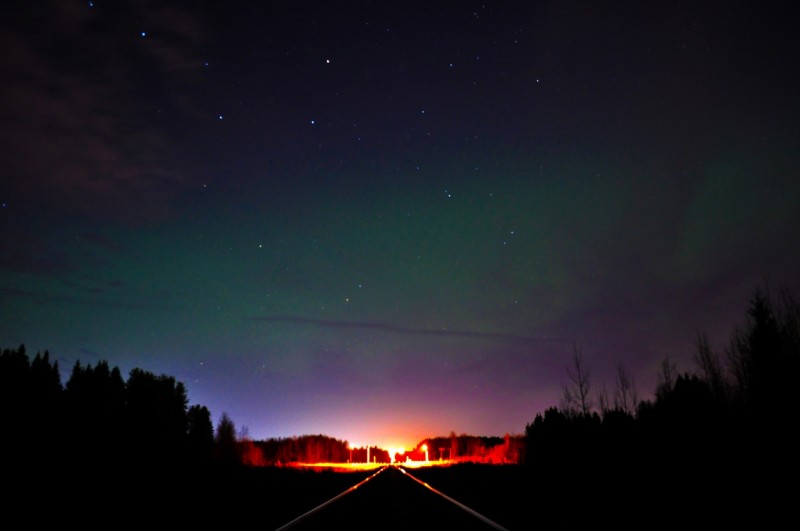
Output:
[0, 2, 210, 224]
[251, 315, 553, 344]
[0, 226, 74, 275]
[0, 286, 175, 312]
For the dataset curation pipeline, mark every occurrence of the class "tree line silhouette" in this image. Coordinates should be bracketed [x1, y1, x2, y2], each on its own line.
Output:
[521, 286, 798, 526]
[252, 434, 353, 465]
[4, 286, 795, 467]
[416, 433, 522, 463]
[525, 286, 799, 453]
[0, 349, 248, 472]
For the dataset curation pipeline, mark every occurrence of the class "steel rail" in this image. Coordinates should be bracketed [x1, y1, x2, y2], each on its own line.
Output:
[397, 466, 510, 531]
[274, 465, 388, 530]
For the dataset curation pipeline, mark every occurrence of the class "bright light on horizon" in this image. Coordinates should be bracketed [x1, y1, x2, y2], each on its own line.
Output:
[388, 447, 405, 463]
[251, 406, 459, 452]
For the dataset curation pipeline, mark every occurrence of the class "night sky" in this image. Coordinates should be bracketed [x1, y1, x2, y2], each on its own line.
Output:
[2, 1, 799, 449]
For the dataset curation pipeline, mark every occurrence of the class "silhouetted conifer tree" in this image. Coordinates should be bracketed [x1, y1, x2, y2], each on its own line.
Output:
[214, 412, 239, 466]
[1, 346, 31, 460]
[187, 404, 214, 461]
[125, 368, 189, 463]
[65, 359, 126, 461]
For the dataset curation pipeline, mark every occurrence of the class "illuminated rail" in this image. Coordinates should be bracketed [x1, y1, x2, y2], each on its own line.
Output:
[274, 466, 388, 530]
[397, 466, 509, 531]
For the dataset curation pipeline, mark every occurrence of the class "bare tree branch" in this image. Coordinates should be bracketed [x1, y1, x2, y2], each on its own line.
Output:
[613, 361, 638, 416]
[596, 383, 610, 416]
[562, 343, 592, 416]
[656, 356, 677, 400]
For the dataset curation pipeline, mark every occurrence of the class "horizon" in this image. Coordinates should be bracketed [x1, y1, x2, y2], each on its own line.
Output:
[12, 342, 525, 450]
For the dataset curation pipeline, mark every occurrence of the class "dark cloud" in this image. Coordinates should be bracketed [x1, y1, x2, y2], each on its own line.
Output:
[78, 347, 100, 359]
[0, 2, 210, 224]
[80, 233, 126, 252]
[0, 285, 175, 312]
[0, 225, 73, 275]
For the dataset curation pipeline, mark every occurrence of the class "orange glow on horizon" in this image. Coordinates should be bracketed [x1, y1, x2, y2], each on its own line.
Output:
[289, 462, 385, 471]
[338, 418, 436, 452]
[288, 461, 449, 471]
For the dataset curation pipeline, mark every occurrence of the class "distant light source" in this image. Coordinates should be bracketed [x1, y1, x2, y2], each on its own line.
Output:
[421, 443, 429, 462]
[389, 447, 405, 464]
